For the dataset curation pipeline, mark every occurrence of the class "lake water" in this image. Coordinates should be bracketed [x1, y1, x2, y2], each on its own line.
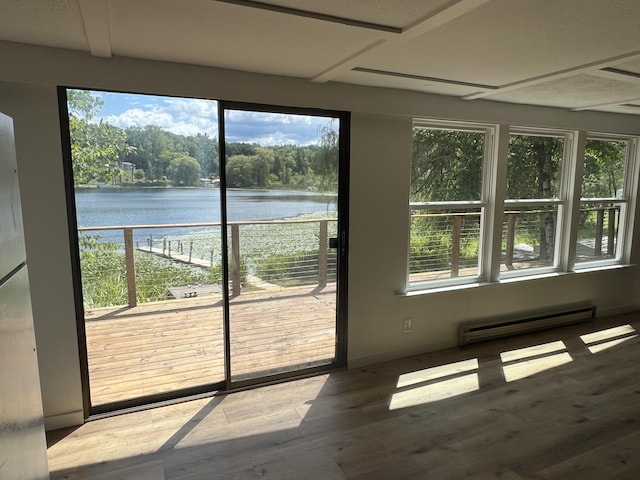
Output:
[75, 187, 337, 243]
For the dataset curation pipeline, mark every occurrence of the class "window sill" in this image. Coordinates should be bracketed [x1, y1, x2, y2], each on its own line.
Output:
[402, 263, 635, 297]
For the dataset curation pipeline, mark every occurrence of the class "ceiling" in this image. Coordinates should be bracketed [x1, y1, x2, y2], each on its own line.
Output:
[4, 0, 640, 115]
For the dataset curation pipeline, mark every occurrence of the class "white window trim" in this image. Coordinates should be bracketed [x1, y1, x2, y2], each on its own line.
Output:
[406, 122, 640, 294]
[574, 134, 638, 269]
[496, 128, 573, 280]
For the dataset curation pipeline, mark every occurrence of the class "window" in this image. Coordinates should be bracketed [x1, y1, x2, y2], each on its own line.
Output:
[408, 122, 490, 287]
[407, 121, 638, 292]
[501, 132, 567, 275]
[575, 136, 635, 266]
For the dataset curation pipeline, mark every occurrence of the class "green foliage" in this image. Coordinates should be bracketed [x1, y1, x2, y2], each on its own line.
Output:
[68, 90, 340, 191]
[255, 252, 334, 286]
[409, 215, 479, 273]
[314, 122, 339, 192]
[68, 90, 130, 185]
[411, 129, 484, 202]
[507, 135, 563, 199]
[78, 233, 222, 308]
[583, 139, 626, 198]
[226, 153, 270, 188]
[167, 154, 202, 186]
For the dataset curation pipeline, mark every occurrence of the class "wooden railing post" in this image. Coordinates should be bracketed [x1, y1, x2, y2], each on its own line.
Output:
[318, 220, 328, 288]
[123, 227, 137, 307]
[451, 215, 461, 277]
[231, 224, 241, 297]
[607, 208, 616, 255]
[506, 214, 516, 269]
[595, 208, 604, 256]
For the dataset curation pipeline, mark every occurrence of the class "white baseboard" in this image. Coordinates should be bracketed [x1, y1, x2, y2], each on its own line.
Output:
[45, 409, 84, 431]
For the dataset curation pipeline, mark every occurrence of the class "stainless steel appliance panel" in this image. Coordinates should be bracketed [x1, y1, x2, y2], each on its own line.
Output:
[0, 267, 49, 479]
[0, 112, 26, 280]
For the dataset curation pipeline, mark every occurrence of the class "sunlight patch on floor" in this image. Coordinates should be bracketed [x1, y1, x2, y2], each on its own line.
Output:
[501, 340, 572, 382]
[580, 324, 637, 354]
[396, 358, 478, 388]
[390, 359, 480, 410]
[500, 340, 567, 363]
[390, 373, 479, 410]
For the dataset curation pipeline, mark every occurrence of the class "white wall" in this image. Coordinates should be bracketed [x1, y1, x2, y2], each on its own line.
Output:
[1, 41, 640, 428]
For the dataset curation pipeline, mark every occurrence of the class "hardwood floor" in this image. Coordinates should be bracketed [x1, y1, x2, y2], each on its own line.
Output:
[85, 285, 337, 405]
[48, 311, 640, 479]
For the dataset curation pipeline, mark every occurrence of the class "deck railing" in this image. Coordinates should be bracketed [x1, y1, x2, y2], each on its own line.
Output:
[410, 203, 620, 279]
[78, 218, 338, 308]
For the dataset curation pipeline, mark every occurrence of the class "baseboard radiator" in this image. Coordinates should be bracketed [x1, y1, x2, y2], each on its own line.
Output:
[458, 303, 596, 346]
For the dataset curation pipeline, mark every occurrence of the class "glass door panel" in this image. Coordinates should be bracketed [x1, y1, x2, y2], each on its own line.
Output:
[221, 106, 343, 383]
[65, 89, 226, 411]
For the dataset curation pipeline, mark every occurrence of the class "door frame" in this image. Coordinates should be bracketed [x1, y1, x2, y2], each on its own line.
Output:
[59, 88, 349, 416]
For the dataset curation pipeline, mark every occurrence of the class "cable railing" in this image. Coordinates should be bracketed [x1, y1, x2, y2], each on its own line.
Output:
[409, 201, 621, 282]
[77, 218, 338, 309]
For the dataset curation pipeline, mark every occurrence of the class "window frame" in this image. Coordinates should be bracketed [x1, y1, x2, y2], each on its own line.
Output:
[406, 122, 639, 294]
[574, 133, 639, 269]
[407, 120, 495, 291]
[498, 127, 574, 280]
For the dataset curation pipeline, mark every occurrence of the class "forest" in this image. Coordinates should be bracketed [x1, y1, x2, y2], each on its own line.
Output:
[68, 90, 338, 191]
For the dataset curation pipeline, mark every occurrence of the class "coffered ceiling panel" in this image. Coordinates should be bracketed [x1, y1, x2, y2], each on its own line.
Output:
[487, 74, 640, 110]
[108, 0, 383, 77]
[3, 0, 640, 114]
[352, 0, 640, 88]
[0, 0, 87, 50]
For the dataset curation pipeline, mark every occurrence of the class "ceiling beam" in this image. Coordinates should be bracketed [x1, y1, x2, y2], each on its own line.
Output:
[464, 51, 640, 101]
[78, 0, 112, 58]
[311, 0, 490, 83]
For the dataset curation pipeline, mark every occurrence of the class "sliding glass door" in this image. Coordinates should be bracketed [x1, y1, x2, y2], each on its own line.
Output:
[62, 89, 348, 414]
[219, 103, 348, 387]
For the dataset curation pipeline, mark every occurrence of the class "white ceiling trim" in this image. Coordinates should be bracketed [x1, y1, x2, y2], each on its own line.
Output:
[311, 0, 490, 83]
[588, 67, 640, 84]
[213, 0, 402, 33]
[464, 51, 640, 101]
[351, 67, 496, 91]
[571, 95, 640, 112]
[78, 0, 112, 58]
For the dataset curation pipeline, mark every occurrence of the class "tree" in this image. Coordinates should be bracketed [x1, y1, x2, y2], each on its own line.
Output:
[68, 90, 128, 185]
[583, 139, 626, 198]
[507, 135, 563, 259]
[314, 122, 339, 192]
[167, 154, 202, 186]
[411, 129, 484, 202]
[187, 133, 219, 177]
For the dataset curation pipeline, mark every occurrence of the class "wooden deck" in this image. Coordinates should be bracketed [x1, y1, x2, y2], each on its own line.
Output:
[84, 285, 337, 406]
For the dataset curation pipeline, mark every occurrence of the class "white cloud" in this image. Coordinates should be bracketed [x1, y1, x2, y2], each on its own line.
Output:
[95, 92, 338, 145]
[101, 101, 218, 137]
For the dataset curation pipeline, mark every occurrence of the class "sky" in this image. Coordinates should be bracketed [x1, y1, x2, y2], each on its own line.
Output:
[90, 90, 337, 146]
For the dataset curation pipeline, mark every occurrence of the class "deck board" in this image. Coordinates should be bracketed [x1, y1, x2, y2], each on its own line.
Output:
[85, 284, 337, 406]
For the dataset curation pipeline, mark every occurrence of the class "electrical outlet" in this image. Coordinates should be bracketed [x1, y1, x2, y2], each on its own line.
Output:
[402, 318, 412, 334]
